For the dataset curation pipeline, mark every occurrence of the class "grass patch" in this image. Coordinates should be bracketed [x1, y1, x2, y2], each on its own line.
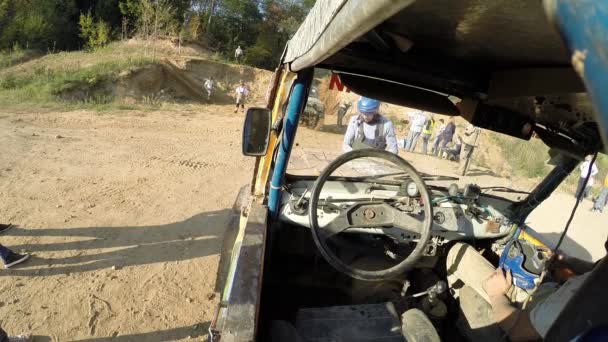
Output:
[0, 49, 40, 69]
[487, 132, 551, 179]
[0, 55, 154, 108]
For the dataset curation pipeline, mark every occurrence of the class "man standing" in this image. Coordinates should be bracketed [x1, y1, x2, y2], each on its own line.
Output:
[575, 155, 599, 201]
[404, 110, 427, 152]
[592, 174, 608, 213]
[203, 77, 214, 101]
[420, 113, 435, 154]
[337, 100, 352, 127]
[235, 46, 243, 63]
[458, 123, 480, 176]
[343, 97, 398, 154]
[434, 117, 456, 156]
[234, 81, 248, 113]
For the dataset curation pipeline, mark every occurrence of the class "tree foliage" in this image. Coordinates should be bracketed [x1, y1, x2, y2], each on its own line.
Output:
[0, 0, 315, 69]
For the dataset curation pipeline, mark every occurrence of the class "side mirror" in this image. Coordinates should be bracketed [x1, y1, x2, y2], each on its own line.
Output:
[242, 107, 272, 156]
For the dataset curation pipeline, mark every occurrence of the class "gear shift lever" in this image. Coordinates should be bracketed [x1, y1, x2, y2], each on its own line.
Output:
[410, 281, 447, 299]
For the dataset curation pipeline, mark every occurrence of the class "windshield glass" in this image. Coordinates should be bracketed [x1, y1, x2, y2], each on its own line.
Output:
[286, 69, 608, 203]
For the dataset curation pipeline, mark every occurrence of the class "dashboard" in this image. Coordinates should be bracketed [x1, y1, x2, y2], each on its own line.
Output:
[279, 179, 515, 246]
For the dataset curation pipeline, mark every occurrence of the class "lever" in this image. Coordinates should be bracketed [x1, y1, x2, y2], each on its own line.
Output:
[410, 281, 447, 299]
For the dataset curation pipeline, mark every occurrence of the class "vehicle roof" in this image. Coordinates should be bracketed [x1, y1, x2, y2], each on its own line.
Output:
[284, 0, 603, 157]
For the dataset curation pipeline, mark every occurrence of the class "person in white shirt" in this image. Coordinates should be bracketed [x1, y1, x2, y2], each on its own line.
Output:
[203, 77, 214, 101]
[342, 97, 398, 154]
[234, 81, 249, 113]
[575, 155, 599, 201]
[235, 46, 243, 63]
[404, 110, 427, 152]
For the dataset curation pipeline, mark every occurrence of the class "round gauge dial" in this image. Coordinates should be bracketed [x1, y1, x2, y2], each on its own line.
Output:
[406, 181, 419, 197]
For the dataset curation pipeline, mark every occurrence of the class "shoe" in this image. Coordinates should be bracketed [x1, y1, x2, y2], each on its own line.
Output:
[0, 223, 13, 234]
[3, 250, 29, 268]
[8, 334, 32, 342]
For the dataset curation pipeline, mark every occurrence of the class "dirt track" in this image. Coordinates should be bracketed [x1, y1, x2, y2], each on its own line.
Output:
[0, 107, 606, 340]
[0, 106, 253, 341]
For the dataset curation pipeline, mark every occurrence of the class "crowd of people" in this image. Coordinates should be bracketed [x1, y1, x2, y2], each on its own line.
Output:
[342, 97, 480, 176]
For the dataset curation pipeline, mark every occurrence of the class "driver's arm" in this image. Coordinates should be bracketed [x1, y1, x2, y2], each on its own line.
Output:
[484, 269, 541, 341]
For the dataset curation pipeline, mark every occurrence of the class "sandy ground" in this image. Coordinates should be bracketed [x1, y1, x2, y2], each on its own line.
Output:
[0, 106, 253, 341]
[0, 107, 606, 340]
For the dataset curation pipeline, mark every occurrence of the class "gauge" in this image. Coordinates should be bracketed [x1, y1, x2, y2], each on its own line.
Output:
[406, 181, 419, 197]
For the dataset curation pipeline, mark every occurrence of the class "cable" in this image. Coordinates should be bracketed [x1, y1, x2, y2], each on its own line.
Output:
[552, 152, 598, 256]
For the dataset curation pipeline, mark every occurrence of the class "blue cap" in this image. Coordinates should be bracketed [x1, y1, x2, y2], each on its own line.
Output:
[358, 97, 380, 115]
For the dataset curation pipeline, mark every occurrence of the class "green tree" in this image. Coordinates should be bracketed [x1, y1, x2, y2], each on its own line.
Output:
[79, 10, 111, 49]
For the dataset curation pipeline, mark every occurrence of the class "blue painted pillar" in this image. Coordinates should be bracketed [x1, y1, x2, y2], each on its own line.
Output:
[268, 69, 313, 218]
[545, 0, 608, 146]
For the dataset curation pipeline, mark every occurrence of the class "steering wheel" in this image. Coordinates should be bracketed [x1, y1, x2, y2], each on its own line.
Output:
[308, 149, 433, 281]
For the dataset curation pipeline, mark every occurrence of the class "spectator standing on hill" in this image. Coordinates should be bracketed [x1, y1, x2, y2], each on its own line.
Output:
[421, 114, 435, 154]
[0, 224, 29, 269]
[203, 77, 214, 101]
[591, 174, 608, 213]
[434, 117, 456, 156]
[458, 124, 480, 176]
[235, 46, 243, 63]
[234, 81, 249, 113]
[576, 155, 599, 201]
[404, 110, 427, 152]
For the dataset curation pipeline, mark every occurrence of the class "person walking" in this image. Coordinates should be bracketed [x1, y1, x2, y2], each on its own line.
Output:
[592, 174, 608, 213]
[336, 100, 352, 127]
[404, 110, 427, 152]
[343, 97, 398, 154]
[203, 77, 214, 101]
[431, 118, 446, 154]
[434, 117, 456, 156]
[234, 81, 248, 113]
[575, 155, 599, 201]
[420, 113, 435, 154]
[458, 123, 480, 176]
[0, 224, 29, 269]
[235, 46, 243, 63]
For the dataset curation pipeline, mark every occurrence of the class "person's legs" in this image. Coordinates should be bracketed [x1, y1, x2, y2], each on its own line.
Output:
[409, 132, 421, 151]
[404, 130, 414, 150]
[459, 145, 473, 175]
[575, 177, 586, 200]
[421, 134, 431, 154]
[0, 244, 29, 268]
[593, 187, 608, 212]
[0, 244, 11, 261]
[431, 137, 439, 154]
[436, 139, 448, 156]
[446, 243, 503, 341]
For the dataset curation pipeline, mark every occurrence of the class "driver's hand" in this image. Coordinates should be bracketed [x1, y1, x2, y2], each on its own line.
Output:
[483, 268, 512, 300]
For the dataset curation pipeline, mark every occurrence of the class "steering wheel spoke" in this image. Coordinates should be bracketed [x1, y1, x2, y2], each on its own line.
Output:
[392, 209, 424, 235]
[321, 212, 352, 238]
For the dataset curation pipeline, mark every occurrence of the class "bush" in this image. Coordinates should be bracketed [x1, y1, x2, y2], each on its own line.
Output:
[244, 45, 272, 69]
[79, 11, 111, 50]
